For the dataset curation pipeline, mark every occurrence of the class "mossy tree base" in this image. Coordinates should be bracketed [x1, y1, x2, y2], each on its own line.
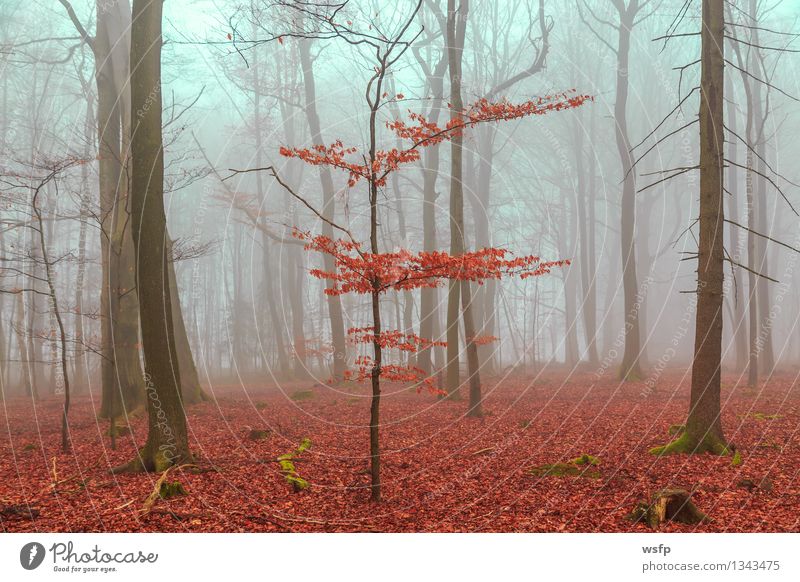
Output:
[111, 446, 191, 474]
[649, 431, 731, 457]
[618, 364, 643, 382]
[630, 488, 708, 529]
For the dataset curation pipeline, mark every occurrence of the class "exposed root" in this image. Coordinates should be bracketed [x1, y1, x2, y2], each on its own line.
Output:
[111, 447, 190, 475]
[141, 465, 194, 514]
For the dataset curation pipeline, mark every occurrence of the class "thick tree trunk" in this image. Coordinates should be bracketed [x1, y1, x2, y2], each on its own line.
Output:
[89, 0, 146, 419]
[562, 188, 580, 367]
[687, 0, 727, 451]
[654, 0, 728, 455]
[749, 0, 775, 377]
[473, 125, 496, 374]
[117, 0, 190, 473]
[415, 49, 448, 378]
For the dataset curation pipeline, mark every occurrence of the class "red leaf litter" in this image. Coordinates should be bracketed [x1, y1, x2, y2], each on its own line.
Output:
[2, 372, 799, 532]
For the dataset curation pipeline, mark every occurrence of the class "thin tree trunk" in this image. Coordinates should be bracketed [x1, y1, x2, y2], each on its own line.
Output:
[445, 0, 476, 402]
[614, 3, 643, 381]
[299, 39, 347, 381]
[724, 73, 748, 372]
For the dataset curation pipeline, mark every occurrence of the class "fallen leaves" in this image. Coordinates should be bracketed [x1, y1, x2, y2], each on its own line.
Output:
[1, 372, 799, 532]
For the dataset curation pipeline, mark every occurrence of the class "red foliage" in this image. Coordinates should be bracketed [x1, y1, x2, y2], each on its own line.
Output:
[280, 92, 592, 187]
[343, 357, 440, 394]
[344, 327, 447, 393]
[469, 335, 499, 346]
[281, 94, 582, 400]
[295, 230, 568, 296]
[347, 327, 446, 352]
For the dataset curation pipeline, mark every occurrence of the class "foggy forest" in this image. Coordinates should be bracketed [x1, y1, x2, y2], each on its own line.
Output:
[1, 0, 799, 533]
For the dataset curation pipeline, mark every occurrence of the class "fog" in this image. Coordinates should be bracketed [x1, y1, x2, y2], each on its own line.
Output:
[1, 0, 799, 428]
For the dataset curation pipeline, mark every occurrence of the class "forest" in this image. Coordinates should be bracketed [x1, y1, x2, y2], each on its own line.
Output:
[0, 0, 799, 533]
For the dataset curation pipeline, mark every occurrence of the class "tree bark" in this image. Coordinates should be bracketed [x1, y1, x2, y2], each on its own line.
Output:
[657, 0, 728, 455]
[614, 2, 644, 381]
[445, 0, 478, 403]
[298, 39, 347, 381]
[117, 0, 190, 472]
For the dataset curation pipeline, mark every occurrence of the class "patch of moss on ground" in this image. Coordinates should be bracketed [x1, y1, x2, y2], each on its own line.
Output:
[291, 390, 315, 401]
[248, 429, 270, 441]
[530, 461, 601, 479]
[159, 480, 188, 499]
[277, 438, 312, 492]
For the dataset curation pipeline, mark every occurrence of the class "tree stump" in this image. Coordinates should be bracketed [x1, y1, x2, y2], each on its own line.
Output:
[630, 488, 707, 529]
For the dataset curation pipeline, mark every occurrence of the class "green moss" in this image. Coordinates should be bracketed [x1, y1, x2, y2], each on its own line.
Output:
[152, 449, 175, 473]
[255, 402, 268, 410]
[520, 419, 533, 429]
[158, 480, 188, 499]
[22, 443, 38, 452]
[650, 431, 732, 457]
[571, 454, 600, 466]
[248, 429, 270, 441]
[291, 390, 315, 401]
[751, 412, 779, 421]
[277, 438, 312, 492]
[530, 462, 601, 479]
[279, 458, 296, 473]
[297, 438, 312, 454]
[668, 424, 686, 436]
[731, 450, 743, 466]
[286, 475, 309, 491]
[618, 366, 643, 382]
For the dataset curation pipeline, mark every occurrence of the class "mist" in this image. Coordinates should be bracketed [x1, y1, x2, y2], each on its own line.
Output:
[1, 0, 799, 533]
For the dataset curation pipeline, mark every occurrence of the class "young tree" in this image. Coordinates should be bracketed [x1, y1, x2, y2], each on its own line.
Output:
[235, 88, 589, 500]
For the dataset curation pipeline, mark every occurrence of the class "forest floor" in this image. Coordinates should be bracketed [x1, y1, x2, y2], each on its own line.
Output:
[2, 369, 799, 532]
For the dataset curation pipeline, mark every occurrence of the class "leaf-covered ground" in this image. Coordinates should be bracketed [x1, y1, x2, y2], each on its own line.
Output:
[2, 371, 799, 532]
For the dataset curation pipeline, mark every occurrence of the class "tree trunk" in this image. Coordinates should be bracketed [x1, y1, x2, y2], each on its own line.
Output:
[415, 45, 448, 378]
[298, 39, 347, 381]
[445, 0, 477, 402]
[167, 237, 206, 404]
[89, 0, 146, 419]
[724, 74, 748, 372]
[614, 4, 643, 381]
[117, 0, 190, 472]
[654, 0, 728, 455]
